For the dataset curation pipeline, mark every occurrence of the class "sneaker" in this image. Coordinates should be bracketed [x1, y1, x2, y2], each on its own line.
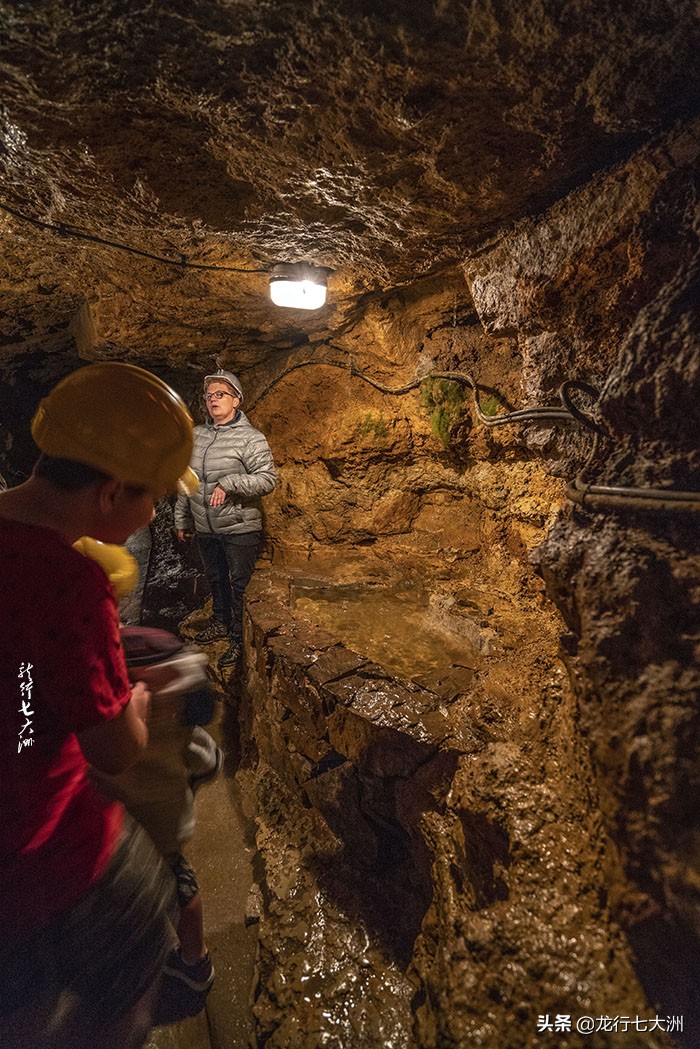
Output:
[194, 620, 229, 644]
[162, 948, 215, 993]
[218, 639, 243, 668]
[190, 745, 224, 794]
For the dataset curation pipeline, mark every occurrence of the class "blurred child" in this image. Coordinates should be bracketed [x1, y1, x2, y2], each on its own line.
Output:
[0, 362, 198, 1049]
[75, 538, 222, 995]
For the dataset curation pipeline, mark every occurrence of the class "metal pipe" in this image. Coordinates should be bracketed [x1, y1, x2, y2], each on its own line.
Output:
[567, 481, 700, 512]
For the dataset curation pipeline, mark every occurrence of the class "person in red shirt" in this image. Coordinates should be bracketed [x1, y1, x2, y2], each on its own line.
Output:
[0, 363, 197, 1049]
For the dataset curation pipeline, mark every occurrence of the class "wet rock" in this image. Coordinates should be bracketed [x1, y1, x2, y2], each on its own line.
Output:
[246, 762, 416, 1048]
[245, 883, 263, 928]
[238, 564, 668, 1047]
[0, 5, 697, 1044]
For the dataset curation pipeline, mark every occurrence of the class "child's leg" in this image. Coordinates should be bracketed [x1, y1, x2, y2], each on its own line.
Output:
[169, 853, 206, 963]
[177, 892, 206, 965]
[162, 853, 215, 994]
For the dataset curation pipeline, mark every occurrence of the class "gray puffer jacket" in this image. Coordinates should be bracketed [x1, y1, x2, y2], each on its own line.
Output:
[174, 411, 277, 536]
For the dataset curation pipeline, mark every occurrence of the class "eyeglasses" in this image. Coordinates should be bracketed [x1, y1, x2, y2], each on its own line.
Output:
[204, 390, 234, 402]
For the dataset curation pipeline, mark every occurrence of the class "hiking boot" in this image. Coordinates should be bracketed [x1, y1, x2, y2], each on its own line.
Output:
[194, 619, 229, 644]
[163, 948, 215, 993]
[218, 639, 243, 668]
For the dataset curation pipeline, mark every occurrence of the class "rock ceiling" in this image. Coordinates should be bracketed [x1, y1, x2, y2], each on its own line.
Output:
[0, 0, 699, 365]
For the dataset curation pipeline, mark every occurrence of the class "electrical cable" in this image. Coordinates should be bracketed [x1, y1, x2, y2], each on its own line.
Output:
[567, 434, 700, 512]
[5, 200, 697, 512]
[247, 358, 420, 407]
[568, 485, 700, 512]
[557, 380, 606, 434]
[0, 200, 269, 273]
[249, 357, 700, 513]
[249, 358, 587, 426]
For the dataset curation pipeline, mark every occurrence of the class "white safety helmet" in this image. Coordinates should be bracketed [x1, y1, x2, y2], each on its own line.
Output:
[203, 370, 243, 403]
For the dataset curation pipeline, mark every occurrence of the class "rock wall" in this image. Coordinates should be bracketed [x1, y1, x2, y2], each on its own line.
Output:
[0, 4, 698, 1045]
[237, 121, 699, 1047]
[469, 118, 700, 1027]
[240, 568, 665, 1049]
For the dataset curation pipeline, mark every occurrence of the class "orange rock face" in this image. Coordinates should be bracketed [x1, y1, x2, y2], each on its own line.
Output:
[1, 3, 699, 1045]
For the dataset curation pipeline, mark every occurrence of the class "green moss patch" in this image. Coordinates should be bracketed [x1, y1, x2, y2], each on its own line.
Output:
[420, 377, 466, 446]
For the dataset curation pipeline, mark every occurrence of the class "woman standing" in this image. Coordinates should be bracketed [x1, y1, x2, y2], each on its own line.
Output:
[175, 370, 277, 668]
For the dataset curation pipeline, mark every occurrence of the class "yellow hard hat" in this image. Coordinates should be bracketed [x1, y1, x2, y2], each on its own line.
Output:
[31, 362, 198, 496]
[73, 536, 139, 600]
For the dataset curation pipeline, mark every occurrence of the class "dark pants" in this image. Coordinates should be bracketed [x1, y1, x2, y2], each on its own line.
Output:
[197, 533, 260, 640]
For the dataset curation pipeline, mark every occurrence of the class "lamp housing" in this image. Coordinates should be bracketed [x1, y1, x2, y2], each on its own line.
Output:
[269, 262, 328, 310]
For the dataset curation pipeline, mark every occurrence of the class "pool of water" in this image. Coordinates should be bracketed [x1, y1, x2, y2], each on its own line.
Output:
[291, 582, 480, 699]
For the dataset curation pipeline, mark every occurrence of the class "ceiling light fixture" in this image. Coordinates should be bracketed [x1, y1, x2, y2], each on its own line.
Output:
[269, 262, 328, 310]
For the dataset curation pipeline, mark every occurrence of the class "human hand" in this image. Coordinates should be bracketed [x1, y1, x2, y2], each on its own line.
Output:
[129, 681, 152, 723]
[209, 484, 226, 507]
[177, 529, 192, 541]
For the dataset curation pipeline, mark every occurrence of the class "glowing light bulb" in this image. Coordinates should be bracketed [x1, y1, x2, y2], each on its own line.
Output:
[269, 263, 328, 310]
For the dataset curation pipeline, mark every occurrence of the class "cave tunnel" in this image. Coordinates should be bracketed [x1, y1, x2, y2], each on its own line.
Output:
[1, 1, 699, 1047]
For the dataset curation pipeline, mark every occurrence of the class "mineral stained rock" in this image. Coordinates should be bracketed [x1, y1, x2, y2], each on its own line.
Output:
[1, 3, 699, 1047]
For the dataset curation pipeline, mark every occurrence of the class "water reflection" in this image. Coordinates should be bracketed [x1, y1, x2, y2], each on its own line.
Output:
[292, 584, 480, 696]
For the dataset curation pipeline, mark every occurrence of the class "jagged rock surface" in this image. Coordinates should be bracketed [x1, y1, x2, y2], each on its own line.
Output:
[0, 3, 699, 1047]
